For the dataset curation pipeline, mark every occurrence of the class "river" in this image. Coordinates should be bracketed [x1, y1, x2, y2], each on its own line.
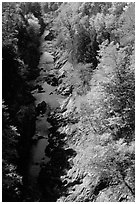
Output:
[26, 40, 65, 195]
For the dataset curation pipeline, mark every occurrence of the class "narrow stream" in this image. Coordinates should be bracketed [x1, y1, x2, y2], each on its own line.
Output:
[26, 43, 65, 196]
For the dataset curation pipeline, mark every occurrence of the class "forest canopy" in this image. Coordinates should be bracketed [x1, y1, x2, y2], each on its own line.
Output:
[2, 2, 135, 202]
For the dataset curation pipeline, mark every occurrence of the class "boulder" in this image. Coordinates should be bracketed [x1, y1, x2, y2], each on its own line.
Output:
[36, 101, 47, 115]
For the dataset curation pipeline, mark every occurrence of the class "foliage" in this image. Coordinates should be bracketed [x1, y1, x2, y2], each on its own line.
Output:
[2, 43, 24, 105]
[2, 3, 41, 201]
[2, 2, 19, 47]
[112, 3, 135, 46]
[54, 2, 99, 65]
[2, 1, 135, 202]
[20, 2, 42, 19]
[2, 2, 42, 80]
[2, 101, 22, 201]
[20, 2, 45, 33]
[81, 42, 135, 140]
[17, 12, 41, 79]
[52, 2, 135, 202]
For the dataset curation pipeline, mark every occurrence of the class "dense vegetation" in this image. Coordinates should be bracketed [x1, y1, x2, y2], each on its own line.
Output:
[2, 2, 42, 201]
[49, 2, 135, 202]
[2, 2, 135, 202]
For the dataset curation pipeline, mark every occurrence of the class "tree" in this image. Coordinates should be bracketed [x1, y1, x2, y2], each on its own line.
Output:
[54, 3, 135, 201]
[2, 101, 22, 201]
[83, 41, 135, 140]
[113, 3, 135, 46]
[17, 12, 41, 79]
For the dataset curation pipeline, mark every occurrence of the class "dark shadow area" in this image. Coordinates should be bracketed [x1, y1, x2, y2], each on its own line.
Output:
[38, 110, 77, 201]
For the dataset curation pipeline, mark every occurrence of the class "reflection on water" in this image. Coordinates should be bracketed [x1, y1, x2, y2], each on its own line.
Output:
[29, 139, 50, 178]
[33, 81, 64, 107]
[29, 81, 63, 180]
[28, 48, 65, 192]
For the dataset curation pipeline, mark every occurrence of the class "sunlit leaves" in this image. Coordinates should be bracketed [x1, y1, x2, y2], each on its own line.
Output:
[26, 14, 41, 38]
[2, 2, 20, 46]
[54, 2, 135, 201]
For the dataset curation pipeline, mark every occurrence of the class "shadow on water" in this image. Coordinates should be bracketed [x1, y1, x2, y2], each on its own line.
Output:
[38, 112, 77, 202]
[19, 89, 76, 201]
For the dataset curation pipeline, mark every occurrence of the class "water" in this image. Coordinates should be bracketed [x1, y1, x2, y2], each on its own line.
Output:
[29, 85, 59, 180]
[28, 139, 50, 179]
[28, 50, 64, 185]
